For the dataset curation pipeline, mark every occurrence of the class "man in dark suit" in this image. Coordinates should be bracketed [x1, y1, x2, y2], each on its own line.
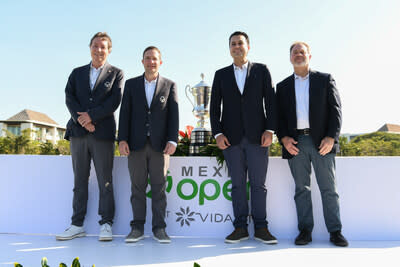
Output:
[276, 41, 348, 247]
[118, 46, 179, 244]
[56, 32, 123, 241]
[210, 31, 277, 244]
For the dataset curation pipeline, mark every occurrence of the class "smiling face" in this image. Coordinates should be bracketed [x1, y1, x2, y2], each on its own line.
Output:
[290, 43, 311, 68]
[229, 34, 250, 64]
[142, 48, 162, 77]
[90, 37, 111, 68]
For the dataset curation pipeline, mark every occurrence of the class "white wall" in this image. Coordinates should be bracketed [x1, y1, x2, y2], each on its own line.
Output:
[0, 123, 4, 137]
[0, 155, 399, 241]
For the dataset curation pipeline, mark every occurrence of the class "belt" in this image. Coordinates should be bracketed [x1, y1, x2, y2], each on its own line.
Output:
[296, 128, 310, 136]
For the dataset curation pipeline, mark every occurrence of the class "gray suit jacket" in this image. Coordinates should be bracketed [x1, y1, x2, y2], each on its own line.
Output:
[118, 74, 179, 152]
[65, 62, 124, 141]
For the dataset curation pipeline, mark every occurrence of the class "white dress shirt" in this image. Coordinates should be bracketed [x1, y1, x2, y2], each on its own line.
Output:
[144, 77, 157, 107]
[144, 77, 177, 147]
[233, 62, 248, 94]
[294, 73, 310, 129]
[215, 61, 273, 138]
[89, 63, 104, 90]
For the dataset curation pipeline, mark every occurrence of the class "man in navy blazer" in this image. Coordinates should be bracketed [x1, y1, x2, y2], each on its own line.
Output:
[276, 41, 348, 246]
[56, 32, 123, 242]
[210, 31, 277, 244]
[118, 46, 178, 243]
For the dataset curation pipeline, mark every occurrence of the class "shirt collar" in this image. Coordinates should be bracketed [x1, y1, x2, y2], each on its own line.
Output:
[294, 72, 309, 81]
[233, 61, 249, 71]
[90, 62, 105, 71]
[145, 77, 158, 85]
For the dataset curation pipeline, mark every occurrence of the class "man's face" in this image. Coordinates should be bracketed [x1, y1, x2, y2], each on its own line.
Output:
[229, 35, 249, 62]
[90, 37, 111, 66]
[290, 43, 311, 67]
[142, 49, 162, 74]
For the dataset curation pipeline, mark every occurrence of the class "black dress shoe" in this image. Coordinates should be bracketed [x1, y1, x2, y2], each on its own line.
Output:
[254, 227, 278, 244]
[330, 231, 349, 247]
[225, 228, 249, 244]
[295, 230, 312, 245]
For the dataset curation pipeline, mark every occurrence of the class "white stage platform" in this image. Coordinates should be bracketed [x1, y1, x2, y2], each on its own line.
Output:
[1, 156, 400, 240]
[1, 234, 399, 267]
[1, 156, 400, 266]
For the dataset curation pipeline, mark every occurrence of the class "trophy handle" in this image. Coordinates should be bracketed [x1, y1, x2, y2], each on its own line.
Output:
[185, 85, 195, 108]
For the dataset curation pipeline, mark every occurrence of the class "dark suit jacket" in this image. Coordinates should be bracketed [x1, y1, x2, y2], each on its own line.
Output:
[210, 62, 277, 146]
[276, 70, 342, 159]
[118, 74, 179, 152]
[65, 62, 124, 141]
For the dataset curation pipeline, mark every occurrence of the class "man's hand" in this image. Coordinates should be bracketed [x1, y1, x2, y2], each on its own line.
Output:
[84, 122, 95, 133]
[261, 131, 273, 147]
[216, 134, 231, 150]
[163, 142, 177, 155]
[281, 136, 299, 156]
[319, 137, 334, 156]
[77, 112, 92, 127]
[119, 141, 130, 156]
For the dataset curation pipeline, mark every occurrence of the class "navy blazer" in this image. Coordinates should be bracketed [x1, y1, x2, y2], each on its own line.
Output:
[118, 74, 179, 152]
[210, 62, 277, 146]
[276, 70, 342, 159]
[65, 62, 124, 141]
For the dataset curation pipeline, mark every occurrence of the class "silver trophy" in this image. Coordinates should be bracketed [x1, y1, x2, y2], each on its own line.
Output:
[185, 73, 213, 155]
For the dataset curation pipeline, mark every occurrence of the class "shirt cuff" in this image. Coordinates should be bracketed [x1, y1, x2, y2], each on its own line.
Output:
[168, 141, 177, 147]
[265, 130, 274, 134]
[215, 133, 223, 139]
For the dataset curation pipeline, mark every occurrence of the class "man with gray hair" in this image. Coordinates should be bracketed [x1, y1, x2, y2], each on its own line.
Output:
[276, 41, 348, 247]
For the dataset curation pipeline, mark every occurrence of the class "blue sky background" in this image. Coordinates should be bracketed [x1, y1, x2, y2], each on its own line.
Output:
[1, 0, 399, 134]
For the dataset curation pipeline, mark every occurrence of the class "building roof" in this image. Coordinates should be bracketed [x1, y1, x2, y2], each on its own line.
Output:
[5, 109, 59, 125]
[377, 123, 400, 133]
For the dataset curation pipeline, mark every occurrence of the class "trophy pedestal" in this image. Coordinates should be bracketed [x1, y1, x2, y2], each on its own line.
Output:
[189, 129, 212, 156]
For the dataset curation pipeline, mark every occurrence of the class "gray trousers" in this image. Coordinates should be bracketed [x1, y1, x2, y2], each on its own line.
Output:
[288, 135, 342, 233]
[70, 134, 115, 226]
[223, 137, 269, 229]
[127, 141, 169, 231]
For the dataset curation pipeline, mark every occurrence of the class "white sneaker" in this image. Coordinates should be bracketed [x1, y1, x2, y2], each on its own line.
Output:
[56, 225, 86, 241]
[99, 223, 112, 241]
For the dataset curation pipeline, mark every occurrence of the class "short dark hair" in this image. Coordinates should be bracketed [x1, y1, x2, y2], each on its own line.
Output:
[229, 31, 250, 45]
[89, 32, 112, 49]
[290, 41, 311, 54]
[142, 46, 162, 59]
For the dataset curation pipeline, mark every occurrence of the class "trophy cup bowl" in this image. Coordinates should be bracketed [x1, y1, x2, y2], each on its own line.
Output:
[185, 74, 213, 155]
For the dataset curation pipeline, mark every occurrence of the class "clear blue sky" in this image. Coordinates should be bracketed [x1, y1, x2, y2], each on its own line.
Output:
[1, 0, 399, 134]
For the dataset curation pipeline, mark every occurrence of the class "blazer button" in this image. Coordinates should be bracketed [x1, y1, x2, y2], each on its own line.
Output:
[148, 111, 151, 115]
[89, 98, 93, 101]
[146, 123, 149, 127]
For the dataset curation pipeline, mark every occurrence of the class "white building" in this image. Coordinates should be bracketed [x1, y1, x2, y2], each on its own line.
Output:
[0, 109, 66, 144]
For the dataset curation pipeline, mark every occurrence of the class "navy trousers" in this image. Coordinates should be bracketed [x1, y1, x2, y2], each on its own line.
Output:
[223, 137, 269, 229]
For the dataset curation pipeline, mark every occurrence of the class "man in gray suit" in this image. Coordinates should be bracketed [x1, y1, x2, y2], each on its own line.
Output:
[118, 46, 179, 243]
[56, 32, 123, 241]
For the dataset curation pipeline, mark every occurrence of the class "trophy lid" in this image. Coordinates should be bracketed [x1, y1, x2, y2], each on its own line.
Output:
[193, 73, 210, 88]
